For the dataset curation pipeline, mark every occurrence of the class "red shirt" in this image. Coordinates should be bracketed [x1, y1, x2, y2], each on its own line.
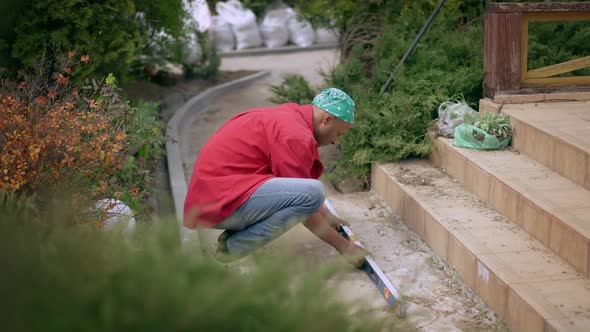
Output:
[183, 103, 324, 229]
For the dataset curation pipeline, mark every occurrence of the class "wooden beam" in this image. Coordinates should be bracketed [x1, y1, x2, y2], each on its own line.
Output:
[522, 76, 590, 86]
[506, 12, 522, 90]
[483, 12, 523, 97]
[492, 91, 590, 104]
[526, 11, 590, 22]
[527, 56, 590, 79]
[488, 2, 590, 13]
[521, 14, 529, 82]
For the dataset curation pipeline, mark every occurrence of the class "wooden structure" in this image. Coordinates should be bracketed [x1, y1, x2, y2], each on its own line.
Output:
[483, 2, 590, 97]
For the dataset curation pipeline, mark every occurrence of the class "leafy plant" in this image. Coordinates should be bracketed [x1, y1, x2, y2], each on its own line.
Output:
[134, 0, 186, 37]
[272, 0, 484, 183]
[463, 112, 513, 142]
[5, 0, 191, 83]
[110, 99, 166, 214]
[11, 0, 142, 83]
[1, 52, 168, 223]
[139, 14, 220, 81]
[0, 194, 386, 332]
[273, 0, 587, 183]
[528, 20, 590, 76]
[0, 0, 32, 69]
[269, 74, 318, 105]
[187, 30, 221, 79]
[0, 53, 130, 200]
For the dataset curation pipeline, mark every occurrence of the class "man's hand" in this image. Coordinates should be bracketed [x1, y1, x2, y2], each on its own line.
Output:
[304, 209, 367, 269]
[337, 242, 369, 269]
[320, 205, 350, 230]
[326, 214, 349, 231]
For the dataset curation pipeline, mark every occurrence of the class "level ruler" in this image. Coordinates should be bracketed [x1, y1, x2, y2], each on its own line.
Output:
[324, 199, 407, 318]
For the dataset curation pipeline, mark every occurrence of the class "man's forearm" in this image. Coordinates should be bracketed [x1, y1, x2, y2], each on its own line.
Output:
[303, 210, 351, 253]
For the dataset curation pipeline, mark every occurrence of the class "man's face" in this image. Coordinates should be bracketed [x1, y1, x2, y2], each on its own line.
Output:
[315, 113, 353, 147]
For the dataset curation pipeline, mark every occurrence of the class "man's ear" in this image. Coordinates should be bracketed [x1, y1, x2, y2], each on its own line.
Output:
[322, 113, 334, 125]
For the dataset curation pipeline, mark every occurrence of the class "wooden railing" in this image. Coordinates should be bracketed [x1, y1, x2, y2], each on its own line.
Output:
[483, 2, 590, 97]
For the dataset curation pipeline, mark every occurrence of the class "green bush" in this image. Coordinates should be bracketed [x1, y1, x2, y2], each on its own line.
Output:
[0, 194, 385, 332]
[282, 0, 484, 183]
[12, 0, 142, 82]
[135, 0, 186, 37]
[273, 0, 589, 184]
[0, 55, 132, 203]
[135, 5, 220, 81]
[0, 0, 32, 69]
[183, 30, 221, 80]
[111, 99, 166, 215]
[269, 74, 318, 105]
[528, 20, 590, 76]
[6, 0, 195, 83]
[0, 52, 166, 223]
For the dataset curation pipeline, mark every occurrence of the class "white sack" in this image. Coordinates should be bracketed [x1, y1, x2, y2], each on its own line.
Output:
[184, 0, 212, 32]
[259, 8, 292, 48]
[216, 0, 263, 50]
[315, 27, 339, 44]
[287, 11, 315, 47]
[212, 15, 235, 52]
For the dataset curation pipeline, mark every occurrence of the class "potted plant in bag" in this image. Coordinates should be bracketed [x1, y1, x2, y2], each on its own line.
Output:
[453, 112, 513, 150]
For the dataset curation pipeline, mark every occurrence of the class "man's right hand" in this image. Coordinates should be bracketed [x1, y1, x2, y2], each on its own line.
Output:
[304, 211, 369, 269]
[338, 242, 369, 269]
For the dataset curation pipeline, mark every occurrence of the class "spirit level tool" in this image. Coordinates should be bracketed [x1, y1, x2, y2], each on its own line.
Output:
[324, 199, 407, 318]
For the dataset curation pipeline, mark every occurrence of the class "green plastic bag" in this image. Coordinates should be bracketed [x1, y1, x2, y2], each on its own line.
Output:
[453, 124, 511, 150]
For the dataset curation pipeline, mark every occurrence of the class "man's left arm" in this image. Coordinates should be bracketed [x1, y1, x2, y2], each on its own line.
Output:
[317, 204, 350, 229]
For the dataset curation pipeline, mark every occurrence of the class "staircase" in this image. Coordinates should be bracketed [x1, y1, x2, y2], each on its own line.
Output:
[370, 3, 590, 330]
[372, 98, 590, 332]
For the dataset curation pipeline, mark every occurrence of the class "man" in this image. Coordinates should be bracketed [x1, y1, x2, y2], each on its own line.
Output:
[184, 87, 366, 267]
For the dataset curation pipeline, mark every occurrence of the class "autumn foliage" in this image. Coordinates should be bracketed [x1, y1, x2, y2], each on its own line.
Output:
[0, 53, 130, 201]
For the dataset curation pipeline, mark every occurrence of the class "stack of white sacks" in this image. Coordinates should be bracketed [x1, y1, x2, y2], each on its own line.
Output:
[206, 0, 339, 52]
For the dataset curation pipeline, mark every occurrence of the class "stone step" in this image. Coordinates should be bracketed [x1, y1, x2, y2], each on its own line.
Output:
[372, 160, 590, 332]
[431, 137, 590, 280]
[479, 98, 590, 191]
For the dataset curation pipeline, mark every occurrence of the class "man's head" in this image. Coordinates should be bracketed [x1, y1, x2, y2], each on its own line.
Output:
[311, 88, 355, 146]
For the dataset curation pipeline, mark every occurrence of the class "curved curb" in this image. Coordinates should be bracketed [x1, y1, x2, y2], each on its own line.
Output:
[165, 70, 270, 234]
[219, 42, 338, 58]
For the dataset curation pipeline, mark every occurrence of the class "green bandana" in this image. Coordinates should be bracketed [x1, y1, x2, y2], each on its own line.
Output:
[311, 88, 355, 124]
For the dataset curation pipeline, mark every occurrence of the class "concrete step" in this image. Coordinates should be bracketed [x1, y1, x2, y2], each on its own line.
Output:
[480, 98, 590, 191]
[372, 160, 590, 332]
[431, 137, 590, 280]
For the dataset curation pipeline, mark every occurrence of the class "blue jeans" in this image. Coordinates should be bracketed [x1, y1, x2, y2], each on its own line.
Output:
[213, 177, 325, 257]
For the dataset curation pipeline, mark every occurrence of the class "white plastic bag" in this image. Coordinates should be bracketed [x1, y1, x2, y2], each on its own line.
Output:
[437, 96, 477, 138]
[287, 11, 316, 47]
[95, 199, 136, 235]
[216, 0, 263, 50]
[315, 27, 339, 44]
[212, 15, 235, 52]
[184, 0, 212, 33]
[259, 8, 292, 48]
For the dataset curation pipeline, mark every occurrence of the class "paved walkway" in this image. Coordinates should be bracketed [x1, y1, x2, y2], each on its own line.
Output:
[177, 50, 505, 331]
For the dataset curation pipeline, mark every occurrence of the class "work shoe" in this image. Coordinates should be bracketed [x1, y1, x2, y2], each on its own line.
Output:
[215, 230, 238, 263]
